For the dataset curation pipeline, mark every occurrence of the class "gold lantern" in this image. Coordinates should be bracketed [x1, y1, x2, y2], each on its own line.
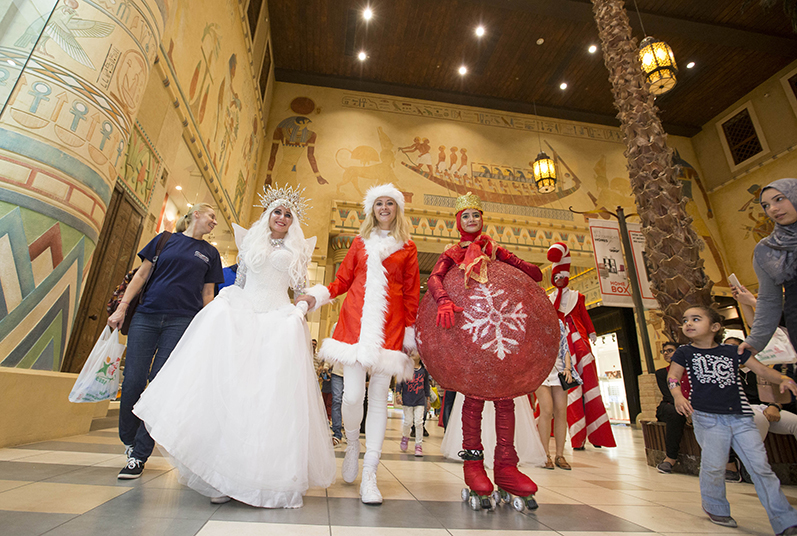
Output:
[533, 151, 556, 193]
[638, 36, 678, 95]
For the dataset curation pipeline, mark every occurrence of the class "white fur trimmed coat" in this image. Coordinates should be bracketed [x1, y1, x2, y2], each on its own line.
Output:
[306, 234, 420, 381]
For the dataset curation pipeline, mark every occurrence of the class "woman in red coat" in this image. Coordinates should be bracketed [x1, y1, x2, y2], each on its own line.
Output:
[300, 183, 420, 506]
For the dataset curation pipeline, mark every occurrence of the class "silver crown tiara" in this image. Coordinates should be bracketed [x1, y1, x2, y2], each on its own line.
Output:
[255, 183, 311, 223]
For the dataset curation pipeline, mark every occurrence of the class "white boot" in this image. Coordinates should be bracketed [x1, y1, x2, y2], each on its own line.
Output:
[342, 430, 361, 483]
[360, 467, 383, 505]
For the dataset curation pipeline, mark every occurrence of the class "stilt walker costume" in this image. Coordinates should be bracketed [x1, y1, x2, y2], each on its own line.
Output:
[547, 242, 616, 449]
[417, 192, 559, 512]
[305, 183, 420, 506]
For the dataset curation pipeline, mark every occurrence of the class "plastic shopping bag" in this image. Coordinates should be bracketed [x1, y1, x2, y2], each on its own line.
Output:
[68, 327, 126, 403]
[756, 327, 797, 366]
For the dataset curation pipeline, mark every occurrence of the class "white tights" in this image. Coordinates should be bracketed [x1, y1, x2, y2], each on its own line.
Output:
[342, 363, 390, 472]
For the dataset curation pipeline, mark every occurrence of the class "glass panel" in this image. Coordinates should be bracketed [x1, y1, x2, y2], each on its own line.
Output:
[0, 0, 59, 118]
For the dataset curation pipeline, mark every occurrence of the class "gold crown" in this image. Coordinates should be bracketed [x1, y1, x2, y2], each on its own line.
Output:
[255, 183, 311, 223]
[455, 191, 482, 213]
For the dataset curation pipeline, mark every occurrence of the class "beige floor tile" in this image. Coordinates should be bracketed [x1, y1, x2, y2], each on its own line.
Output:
[541, 486, 654, 505]
[57, 435, 125, 446]
[94, 454, 174, 471]
[0, 449, 51, 461]
[557, 533, 661, 536]
[449, 531, 558, 536]
[532, 488, 581, 505]
[332, 527, 450, 536]
[198, 521, 330, 536]
[0, 482, 130, 514]
[0, 480, 31, 493]
[14, 451, 120, 466]
[400, 480, 466, 501]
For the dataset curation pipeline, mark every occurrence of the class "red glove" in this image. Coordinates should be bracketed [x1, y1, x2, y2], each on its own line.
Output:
[436, 300, 464, 329]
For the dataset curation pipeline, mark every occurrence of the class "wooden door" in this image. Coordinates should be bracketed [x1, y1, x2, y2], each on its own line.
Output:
[62, 184, 145, 373]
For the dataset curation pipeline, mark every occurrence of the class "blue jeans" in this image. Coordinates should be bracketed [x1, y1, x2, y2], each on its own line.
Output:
[692, 410, 797, 534]
[119, 312, 193, 462]
[330, 373, 343, 439]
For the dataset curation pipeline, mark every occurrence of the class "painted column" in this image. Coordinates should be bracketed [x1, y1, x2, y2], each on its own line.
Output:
[0, 0, 166, 370]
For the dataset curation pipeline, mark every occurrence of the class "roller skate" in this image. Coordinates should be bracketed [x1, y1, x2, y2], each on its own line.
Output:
[493, 462, 538, 511]
[459, 450, 496, 511]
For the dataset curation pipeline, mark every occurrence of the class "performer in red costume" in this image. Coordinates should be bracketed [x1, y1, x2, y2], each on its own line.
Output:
[547, 242, 616, 449]
[426, 192, 545, 511]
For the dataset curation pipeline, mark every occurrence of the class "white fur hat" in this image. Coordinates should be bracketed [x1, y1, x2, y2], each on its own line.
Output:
[363, 183, 405, 215]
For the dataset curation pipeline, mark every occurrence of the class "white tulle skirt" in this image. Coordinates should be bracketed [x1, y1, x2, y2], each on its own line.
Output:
[133, 286, 336, 508]
[440, 393, 547, 468]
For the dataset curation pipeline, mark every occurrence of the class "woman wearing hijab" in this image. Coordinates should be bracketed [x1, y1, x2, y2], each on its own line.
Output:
[738, 179, 797, 356]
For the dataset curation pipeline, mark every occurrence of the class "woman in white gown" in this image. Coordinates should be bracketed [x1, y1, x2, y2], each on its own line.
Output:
[134, 185, 335, 508]
[440, 394, 547, 469]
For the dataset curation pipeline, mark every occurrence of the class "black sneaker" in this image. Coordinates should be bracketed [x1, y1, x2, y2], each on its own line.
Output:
[725, 470, 742, 483]
[778, 526, 797, 536]
[118, 458, 145, 479]
[423, 427, 429, 437]
[704, 510, 737, 528]
[657, 461, 673, 474]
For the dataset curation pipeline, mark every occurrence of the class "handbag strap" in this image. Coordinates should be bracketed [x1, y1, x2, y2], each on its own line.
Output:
[138, 231, 172, 302]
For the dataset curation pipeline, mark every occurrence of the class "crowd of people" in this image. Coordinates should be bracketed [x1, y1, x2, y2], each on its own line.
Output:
[104, 178, 797, 535]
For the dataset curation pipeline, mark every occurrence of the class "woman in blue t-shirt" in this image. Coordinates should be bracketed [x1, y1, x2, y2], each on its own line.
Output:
[669, 305, 797, 534]
[108, 202, 224, 480]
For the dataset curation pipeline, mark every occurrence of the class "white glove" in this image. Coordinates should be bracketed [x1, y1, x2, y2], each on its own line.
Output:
[294, 301, 309, 316]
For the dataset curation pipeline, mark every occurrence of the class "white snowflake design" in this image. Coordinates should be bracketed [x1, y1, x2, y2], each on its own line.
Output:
[460, 284, 527, 360]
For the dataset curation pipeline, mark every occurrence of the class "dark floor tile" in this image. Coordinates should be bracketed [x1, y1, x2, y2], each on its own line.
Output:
[84, 487, 220, 521]
[42, 465, 166, 487]
[140, 470, 189, 490]
[0, 462, 83, 482]
[327, 496, 445, 528]
[419, 500, 551, 531]
[210, 495, 330, 524]
[0, 510, 76, 536]
[41, 514, 205, 536]
[89, 418, 118, 432]
[525, 503, 652, 532]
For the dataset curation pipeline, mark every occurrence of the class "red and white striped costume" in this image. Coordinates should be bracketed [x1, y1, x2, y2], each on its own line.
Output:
[547, 243, 616, 449]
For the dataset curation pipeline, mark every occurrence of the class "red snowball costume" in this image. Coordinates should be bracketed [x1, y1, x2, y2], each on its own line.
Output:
[547, 243, 616, 449]
[426, 193, 545, 508]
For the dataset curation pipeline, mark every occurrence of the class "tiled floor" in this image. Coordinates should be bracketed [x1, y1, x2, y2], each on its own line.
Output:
[1, 410, 794, 535]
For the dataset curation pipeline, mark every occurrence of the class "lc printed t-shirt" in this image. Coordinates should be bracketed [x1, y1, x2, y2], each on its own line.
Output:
[136, 232, 223, 316]
[671, 343, 753, 415]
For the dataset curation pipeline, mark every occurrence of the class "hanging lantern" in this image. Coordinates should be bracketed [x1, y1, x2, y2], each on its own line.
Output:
[533, 151, 556, 193]
[638, 36, 678, 95]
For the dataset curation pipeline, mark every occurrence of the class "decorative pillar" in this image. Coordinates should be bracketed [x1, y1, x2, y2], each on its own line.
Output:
[0, 0, 166, 369]
[330, 234, 356, 274]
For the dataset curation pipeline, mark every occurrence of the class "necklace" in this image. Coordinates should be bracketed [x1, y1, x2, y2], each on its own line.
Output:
[270, 238, 285, 248]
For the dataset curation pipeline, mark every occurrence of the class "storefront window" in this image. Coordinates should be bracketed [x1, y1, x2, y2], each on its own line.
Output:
[593, 333, 631, 423]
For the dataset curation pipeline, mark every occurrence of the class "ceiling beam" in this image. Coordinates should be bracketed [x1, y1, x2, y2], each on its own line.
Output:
[467, 0, 797, 57]
[274, 68, 700, 137]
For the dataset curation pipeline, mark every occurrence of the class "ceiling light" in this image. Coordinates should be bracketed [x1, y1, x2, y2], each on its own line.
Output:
[588, 44, 598, 54]
[357, 51, 367, 61]
[475, 26, 485, 37]
[211, 242, 218, 246]
[639, 36, 678, 95]
[175, 185, 182, 190]
[458, 65, 467, 75]
[559, 82, 568, 90]
[686, 61, 695, 69]
[363, 7, 372, 20]
[6, 59, 15, 66]
[536, 38, 544, 45]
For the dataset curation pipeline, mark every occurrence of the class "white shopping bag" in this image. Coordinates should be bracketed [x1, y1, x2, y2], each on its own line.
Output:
[756, 327, 797, 366]
[68, 327, 126, 403]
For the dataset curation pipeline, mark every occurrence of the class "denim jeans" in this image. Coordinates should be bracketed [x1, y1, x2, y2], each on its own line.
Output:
[692, 410, 797, 534]
[119, 312, 193, 462]
[330, 373, 343, 439]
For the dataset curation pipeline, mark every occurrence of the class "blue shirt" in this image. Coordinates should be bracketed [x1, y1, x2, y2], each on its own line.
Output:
[671, 343, 753, 415]
[137, 232, 223, 316]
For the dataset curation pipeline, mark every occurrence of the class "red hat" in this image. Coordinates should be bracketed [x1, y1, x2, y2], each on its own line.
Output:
[547, 242, 571, 288]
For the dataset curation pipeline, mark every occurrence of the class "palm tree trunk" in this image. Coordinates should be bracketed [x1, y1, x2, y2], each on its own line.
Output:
[591, 0, 714, 342]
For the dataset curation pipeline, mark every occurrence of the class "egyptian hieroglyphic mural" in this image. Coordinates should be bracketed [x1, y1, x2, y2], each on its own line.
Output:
[159, 0, 264, 222]
[0, 0, 165, 369]
[121, 122, 162, 207]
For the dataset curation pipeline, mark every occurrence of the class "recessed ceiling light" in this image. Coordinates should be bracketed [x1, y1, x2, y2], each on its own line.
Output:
[358, 51, 367, 61]
[458, 65, 468, 75]
[536, 38, 545, 45]
[687, 61, 696, 69]
[475, 26, 485, 37]
[363, 7, 372, 20]
[175, 185, 182, 190]
[560, 82, 568, 90]
[6, 59, 15, 66]
[211, 241, 218, 246]
[588, 44, 598, 54]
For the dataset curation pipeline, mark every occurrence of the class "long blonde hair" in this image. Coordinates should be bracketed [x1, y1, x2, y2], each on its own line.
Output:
[176, 203, 214, 233]
[359, 205, 412, 243]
